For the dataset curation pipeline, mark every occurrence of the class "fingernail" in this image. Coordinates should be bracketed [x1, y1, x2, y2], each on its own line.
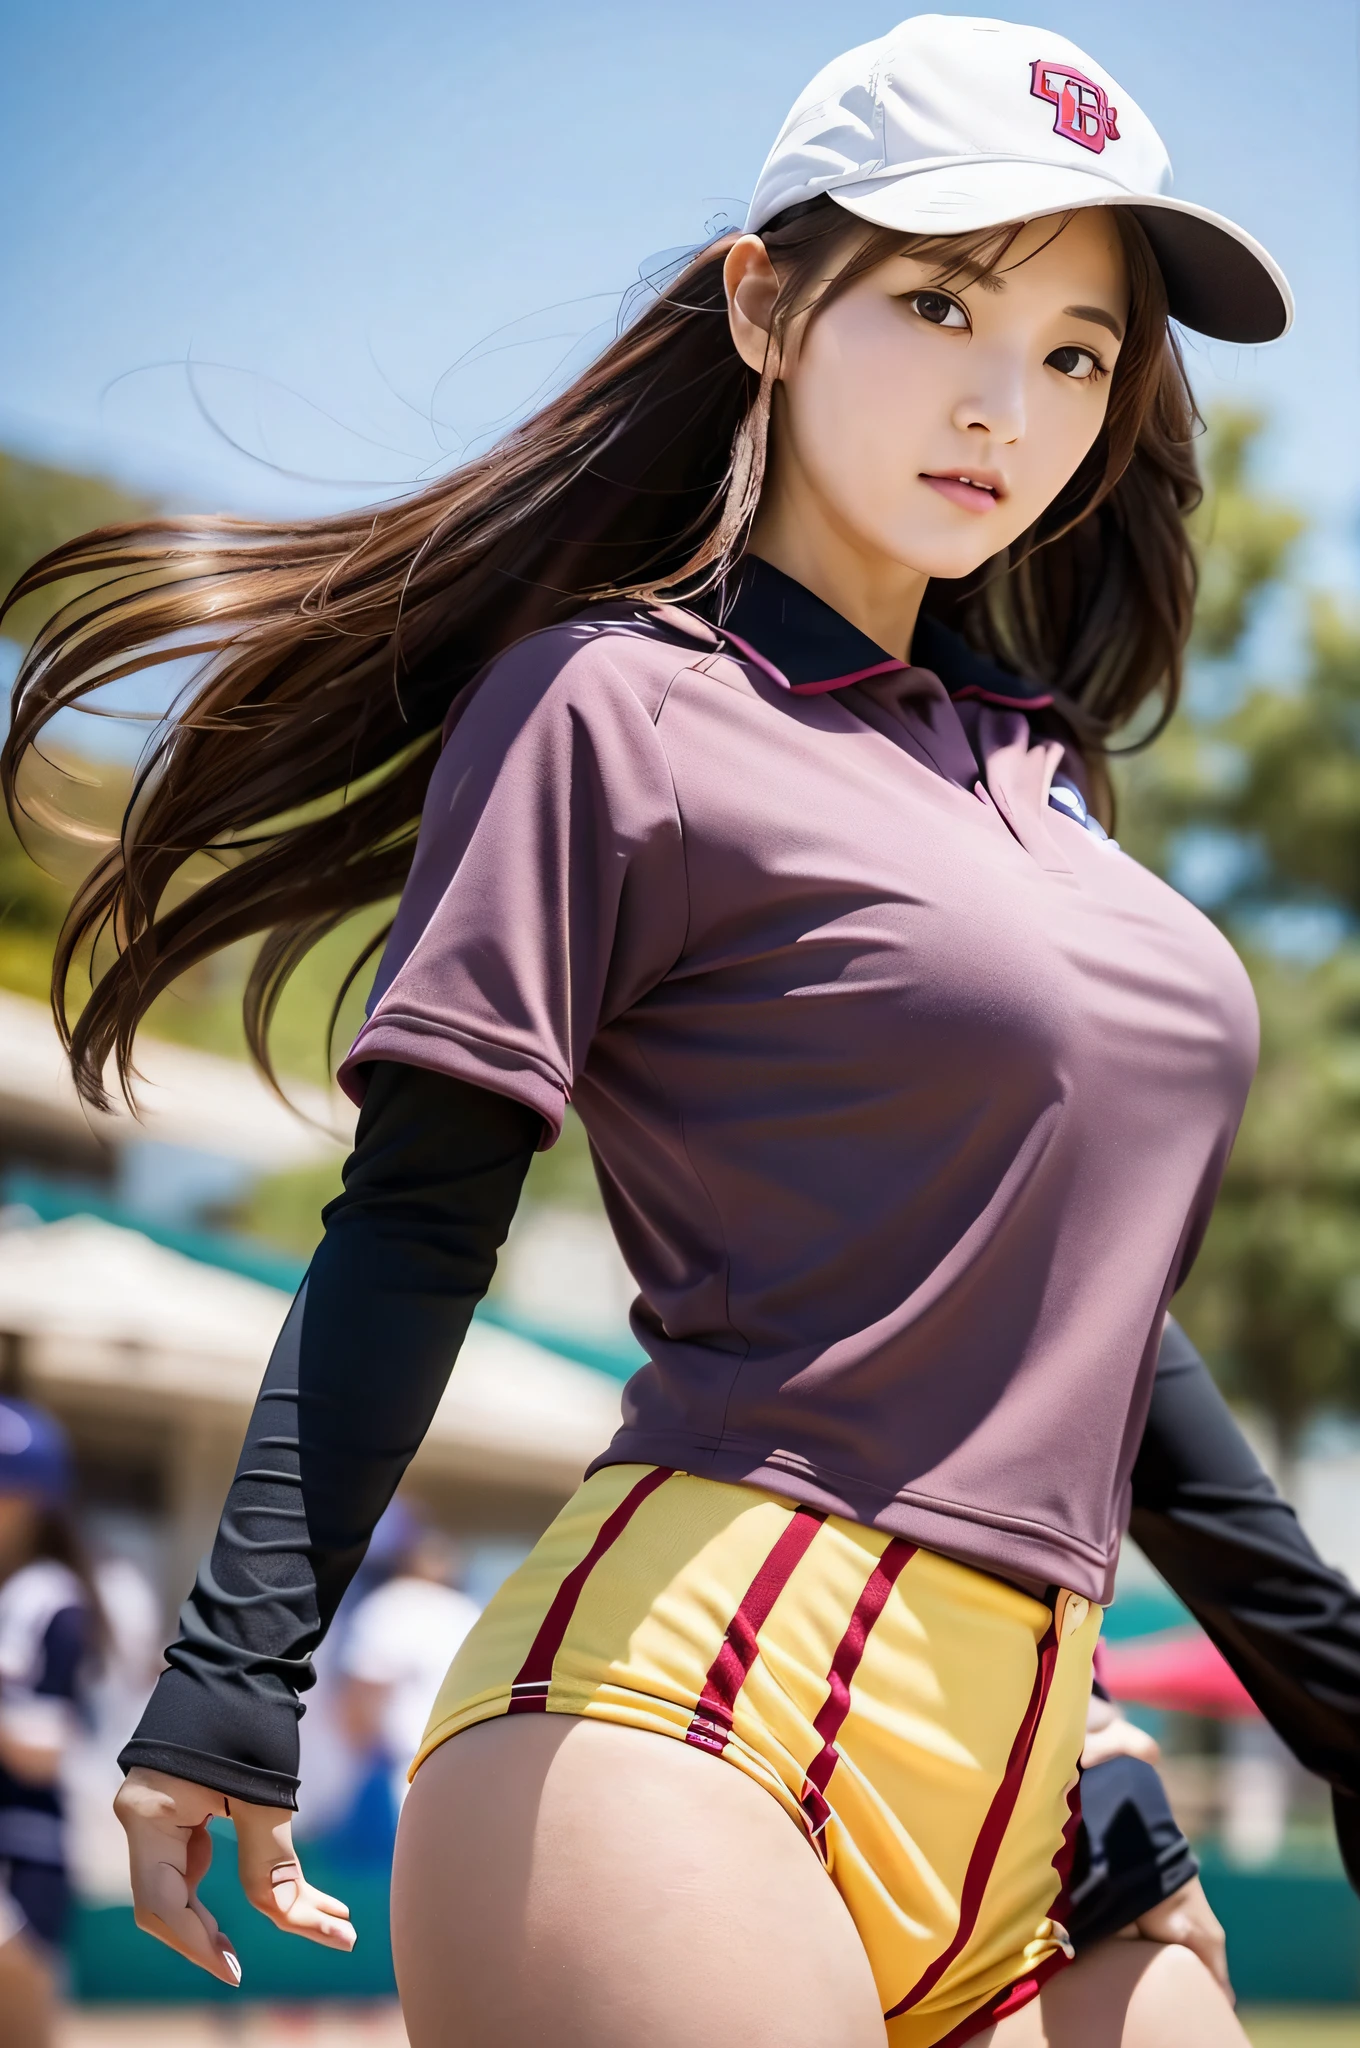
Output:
[272, 1878, 299, 1911]
[223, 1951, 242, 1985]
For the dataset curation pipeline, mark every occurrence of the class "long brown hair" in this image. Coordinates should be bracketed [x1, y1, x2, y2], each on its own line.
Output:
[2, 200, 1200, 1107]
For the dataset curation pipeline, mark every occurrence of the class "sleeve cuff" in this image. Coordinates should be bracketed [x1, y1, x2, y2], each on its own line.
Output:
[338, 1016, 565, 1146]
[118, 1739, 300, 1811]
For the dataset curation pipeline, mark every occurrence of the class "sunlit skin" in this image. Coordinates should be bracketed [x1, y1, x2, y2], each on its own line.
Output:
[724, 209, 1130, 661]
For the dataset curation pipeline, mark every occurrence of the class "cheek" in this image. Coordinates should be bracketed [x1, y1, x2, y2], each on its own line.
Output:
[779, 308, 941, 525]
[1006, 379, 1111, 525]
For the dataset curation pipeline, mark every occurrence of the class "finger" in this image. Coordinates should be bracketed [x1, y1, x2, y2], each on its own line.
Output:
[1136, 1895, 1234, 2006]
[1080, 1718, 1162, 1769]
[116, 1776, 242, 1985]
[128, 1830, 241, 1985]
[263, 1860, 358, 1950]
[233, 1801, 356, 1952]
[184, 1817, 215, 1892]
[1178, 1916, 1233, 2002]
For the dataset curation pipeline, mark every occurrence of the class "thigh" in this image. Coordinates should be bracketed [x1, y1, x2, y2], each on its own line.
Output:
[391, 1713, 888, 2048]
[985, 1937, 1250, 2048]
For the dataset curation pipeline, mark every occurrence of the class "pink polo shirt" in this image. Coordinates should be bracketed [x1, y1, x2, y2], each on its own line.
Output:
[341, 560, 1258, 1602]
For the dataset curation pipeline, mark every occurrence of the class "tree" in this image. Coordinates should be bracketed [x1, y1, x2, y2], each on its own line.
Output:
[0, 452, 152, 996]
[0, 448, 148, 647]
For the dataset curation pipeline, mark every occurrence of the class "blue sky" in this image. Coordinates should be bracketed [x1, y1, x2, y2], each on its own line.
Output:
[2, 0, 1356, 551]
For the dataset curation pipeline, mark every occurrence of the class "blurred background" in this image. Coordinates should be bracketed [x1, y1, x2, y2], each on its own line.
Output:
[0, 1, 1357, 2042]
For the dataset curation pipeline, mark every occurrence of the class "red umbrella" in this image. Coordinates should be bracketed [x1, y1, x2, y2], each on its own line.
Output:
[1097, 1631, 1263, 1721]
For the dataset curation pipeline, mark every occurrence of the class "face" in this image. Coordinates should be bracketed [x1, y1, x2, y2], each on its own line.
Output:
[727, 210, 1130, 587]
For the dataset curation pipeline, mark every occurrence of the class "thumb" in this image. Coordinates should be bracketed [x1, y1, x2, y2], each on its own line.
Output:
[231, 1798, 356, 1952]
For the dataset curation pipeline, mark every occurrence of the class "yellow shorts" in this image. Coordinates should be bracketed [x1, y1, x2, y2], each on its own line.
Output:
[416, 1465, 1101, 2048]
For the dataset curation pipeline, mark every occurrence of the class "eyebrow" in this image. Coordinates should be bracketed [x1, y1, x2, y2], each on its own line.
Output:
[1064, 303, 1125, 341]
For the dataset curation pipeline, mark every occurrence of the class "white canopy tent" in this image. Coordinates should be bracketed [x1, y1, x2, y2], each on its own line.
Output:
[0, 988, 353, 1177]
[0, 1213, 623, 1591]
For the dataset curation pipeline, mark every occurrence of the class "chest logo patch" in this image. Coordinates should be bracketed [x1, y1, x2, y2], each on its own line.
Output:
[1029, 60, 1120, 154]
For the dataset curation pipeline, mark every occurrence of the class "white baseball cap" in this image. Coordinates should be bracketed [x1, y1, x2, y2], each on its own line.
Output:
[746, 15, 1291, 344]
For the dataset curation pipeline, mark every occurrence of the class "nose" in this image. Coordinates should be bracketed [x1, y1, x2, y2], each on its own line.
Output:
[949, 347, 1025, 445]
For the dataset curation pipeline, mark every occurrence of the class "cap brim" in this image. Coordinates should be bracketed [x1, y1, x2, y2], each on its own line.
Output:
[829, 160, 1292, 345]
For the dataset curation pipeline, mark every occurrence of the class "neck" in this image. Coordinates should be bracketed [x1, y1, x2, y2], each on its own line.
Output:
[746, 430, 930, 662]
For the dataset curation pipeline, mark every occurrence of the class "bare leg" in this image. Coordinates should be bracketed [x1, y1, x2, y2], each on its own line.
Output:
[986, 1936, 1250, 2047]
[391, 1714, 888, 2048]
[0, 1927, 56, 2048]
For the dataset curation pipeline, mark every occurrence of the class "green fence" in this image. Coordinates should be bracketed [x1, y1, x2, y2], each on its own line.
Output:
[1198, 1853, 1360, 2004]
[70, 1833, 1359, 2005]
[72, 1834, 396, 2003]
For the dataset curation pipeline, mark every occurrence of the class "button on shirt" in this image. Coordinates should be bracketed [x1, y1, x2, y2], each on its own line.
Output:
[342, 557, 1258, 1603]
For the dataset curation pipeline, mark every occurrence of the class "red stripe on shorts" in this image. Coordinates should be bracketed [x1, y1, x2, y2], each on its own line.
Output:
[506, 1466, 673, 1713]
[1049, 1768, 1084, 1927]
[930, 1944, 1072, 2047]
[799, 1539, 917, 1843]
[685, 1506, 825, 1756]
[884, 1608, 1063, 2020]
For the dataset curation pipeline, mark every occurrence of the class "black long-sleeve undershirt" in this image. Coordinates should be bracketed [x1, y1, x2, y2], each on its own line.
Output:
[1130, 1317, 1360, 1890]
[119, 1062, 541, 1805]
[121, 1063, 1360, 1911]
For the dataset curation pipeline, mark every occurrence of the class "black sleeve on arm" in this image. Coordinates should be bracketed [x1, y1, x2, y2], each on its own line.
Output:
[118, 1061, 541, 1808]
[1129, 1316, 1360, 1890]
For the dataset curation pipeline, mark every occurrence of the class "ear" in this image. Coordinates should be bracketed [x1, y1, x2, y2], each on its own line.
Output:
[723, 235, 780, 376]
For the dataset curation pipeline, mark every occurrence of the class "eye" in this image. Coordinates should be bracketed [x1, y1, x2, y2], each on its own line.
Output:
[907, 290, 969, 330]
[1047, 344, 1105, 382]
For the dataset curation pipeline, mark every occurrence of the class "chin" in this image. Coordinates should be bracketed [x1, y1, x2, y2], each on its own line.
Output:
[879, 534, 1005, 583]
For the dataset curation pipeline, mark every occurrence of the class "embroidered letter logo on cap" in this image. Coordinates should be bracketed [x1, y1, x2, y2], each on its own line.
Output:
[1029, 59, 1120, 155]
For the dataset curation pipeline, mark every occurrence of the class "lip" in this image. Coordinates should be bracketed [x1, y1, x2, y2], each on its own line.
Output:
[921, 470, 1007, 513]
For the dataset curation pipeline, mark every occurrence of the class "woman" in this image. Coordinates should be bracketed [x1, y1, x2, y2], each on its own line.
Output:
[0, 1398, 99, 2048]
[3, 16, 1295, 2045]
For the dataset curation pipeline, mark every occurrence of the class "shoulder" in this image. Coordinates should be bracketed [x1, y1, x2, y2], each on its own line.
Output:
[443, 604, 719, 747]
[422, 605, 708, 841]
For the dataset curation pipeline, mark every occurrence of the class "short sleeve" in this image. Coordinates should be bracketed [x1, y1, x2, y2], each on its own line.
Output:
[339, 625, 687, 1144]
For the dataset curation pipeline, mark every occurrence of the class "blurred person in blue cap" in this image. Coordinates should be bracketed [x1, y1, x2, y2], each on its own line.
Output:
[0, 1396, 102, 2048]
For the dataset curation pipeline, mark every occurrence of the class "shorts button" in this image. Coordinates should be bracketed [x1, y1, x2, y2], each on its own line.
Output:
[1062, 1595, 1089, 1638]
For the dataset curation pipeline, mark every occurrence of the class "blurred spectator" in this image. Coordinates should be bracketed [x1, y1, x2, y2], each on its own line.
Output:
[294, 1498, 426, 1844]
[61, 1551, 164, 1906]
[320, 1519, 480, 1863]
[0, 1396, 101, 2048]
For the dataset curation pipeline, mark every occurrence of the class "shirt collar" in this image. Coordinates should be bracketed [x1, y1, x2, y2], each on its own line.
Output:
[696, 555, 1053, 712]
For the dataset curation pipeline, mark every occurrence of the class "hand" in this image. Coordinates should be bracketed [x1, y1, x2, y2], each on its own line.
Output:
[1080, 1711, 1161, 1770]
[114, 1767, 356, 1985]
[1120, 1876, 1233, 2005]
